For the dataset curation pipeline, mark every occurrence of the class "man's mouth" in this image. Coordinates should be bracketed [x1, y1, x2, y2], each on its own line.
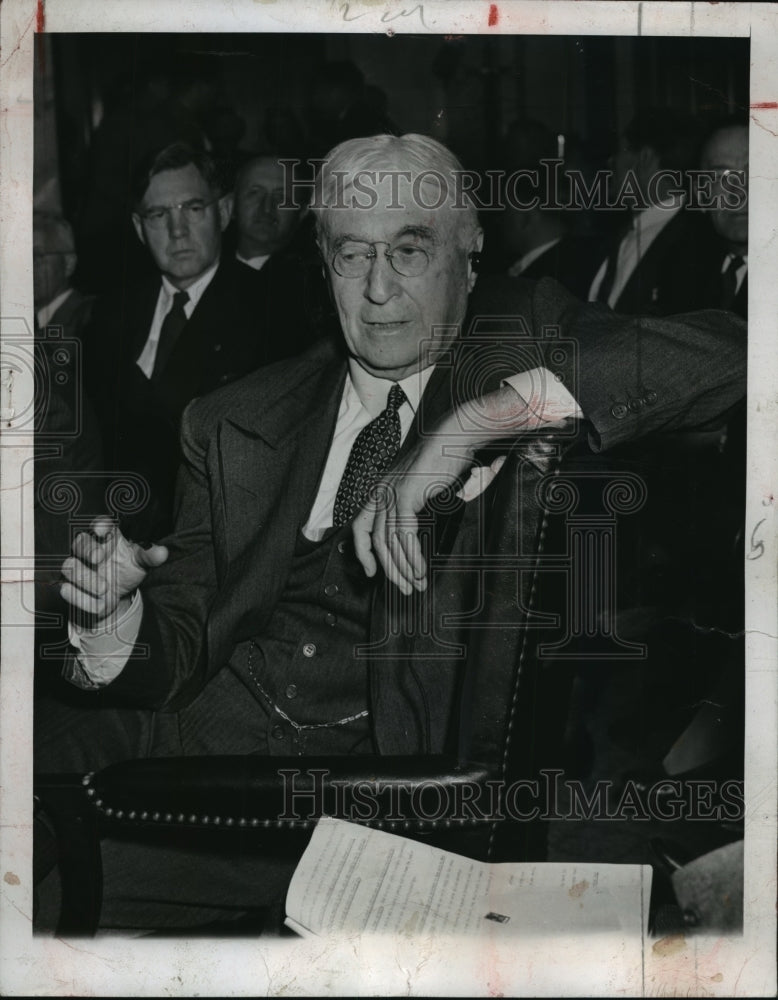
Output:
[363, 320, 410, 331]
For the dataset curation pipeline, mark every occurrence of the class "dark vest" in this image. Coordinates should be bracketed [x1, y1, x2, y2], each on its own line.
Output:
[229, 526, 374, 756]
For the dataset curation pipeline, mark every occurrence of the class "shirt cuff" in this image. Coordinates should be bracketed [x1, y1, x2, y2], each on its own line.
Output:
[65, 591, 143, 688]
[503, 367, 583, 425]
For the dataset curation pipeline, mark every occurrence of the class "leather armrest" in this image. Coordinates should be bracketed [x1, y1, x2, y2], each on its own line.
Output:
[83, 755, 494, 832]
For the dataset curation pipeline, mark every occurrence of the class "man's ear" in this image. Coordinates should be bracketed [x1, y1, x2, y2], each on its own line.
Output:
[218, 193, 234, 231]
[466, 228, 484, 293]
[131, 214, 146, 246]
[63, 252, 77, 281]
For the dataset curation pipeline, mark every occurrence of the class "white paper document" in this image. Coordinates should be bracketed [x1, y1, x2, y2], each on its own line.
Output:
[285, 817, 652, 939]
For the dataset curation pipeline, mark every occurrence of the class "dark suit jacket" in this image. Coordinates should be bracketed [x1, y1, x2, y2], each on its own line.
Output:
[605, 208, 704, 316]
[86, 257, 289, 539]
[669, 221, 748, 320]
[518, 234, 607, 302]
[94, 276, 747, 759]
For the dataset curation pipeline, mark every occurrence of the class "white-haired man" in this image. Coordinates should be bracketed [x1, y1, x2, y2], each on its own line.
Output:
[59, 133, 744, 762]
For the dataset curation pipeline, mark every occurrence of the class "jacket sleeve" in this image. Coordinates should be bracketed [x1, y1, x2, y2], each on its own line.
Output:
[564, 297, 747, 453]
[100, 398, 219, 709]
[468, 274, 746, 453]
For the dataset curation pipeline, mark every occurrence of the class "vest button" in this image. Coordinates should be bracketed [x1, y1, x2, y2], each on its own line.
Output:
[286, 684, 298, 699]
[302, 642, 316, 657]
[324, 583, 339, 597]
[271, 725, 284, 740]
[326, 613, 338, 626]
[337, 540, 348, 554]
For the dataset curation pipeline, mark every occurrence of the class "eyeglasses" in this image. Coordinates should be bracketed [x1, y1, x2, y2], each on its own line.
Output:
[139, 198, 218, 229]
[331, 240, 432, 279]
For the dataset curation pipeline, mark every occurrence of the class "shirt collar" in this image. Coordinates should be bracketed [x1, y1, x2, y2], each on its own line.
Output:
[37, 287, 73, 329]
[632, 195, 685, 235]
[160, 258, 219, 310]
[722, 251, 748, 272]
[507, 237, 562, 278]
[347, 357, 435, 419]
[236, 251, 271, 271]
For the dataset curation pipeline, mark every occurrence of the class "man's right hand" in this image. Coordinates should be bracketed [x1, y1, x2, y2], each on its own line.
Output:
[60, 516, 169, 623]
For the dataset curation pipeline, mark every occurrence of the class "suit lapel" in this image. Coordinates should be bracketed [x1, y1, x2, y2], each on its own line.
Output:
[207, 345, 347, 657]
[126, 278, 161, 365]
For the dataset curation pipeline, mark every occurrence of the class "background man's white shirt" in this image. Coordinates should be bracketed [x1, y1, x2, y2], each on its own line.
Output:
[588, 198, 685, 307]
[135, 260, 219, 377]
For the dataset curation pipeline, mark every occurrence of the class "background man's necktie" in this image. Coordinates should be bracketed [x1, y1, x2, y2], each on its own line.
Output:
[333, 382, 407, 527]
[719, 254, 745, 310]
[153, 289, 190, 381]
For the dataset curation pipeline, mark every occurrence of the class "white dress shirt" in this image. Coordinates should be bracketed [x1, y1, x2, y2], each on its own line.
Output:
[236, 252, 271, 272]
[67, 362, 580, 687]
[507, 238, 562, 278]
[588, 198, 685, 307]
[37, 287, 74, 329]
[722, 252, 748, 295]
[135, 261, 220, 378]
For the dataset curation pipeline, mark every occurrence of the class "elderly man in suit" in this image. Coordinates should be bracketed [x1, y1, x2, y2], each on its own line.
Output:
[49, 132, 746, 931]
[60, 132, 745, 763]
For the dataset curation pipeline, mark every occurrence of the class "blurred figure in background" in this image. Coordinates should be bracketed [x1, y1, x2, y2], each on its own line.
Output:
[691, 117, 749, 318]
[587, 108, 699, 315]
[33, 211, 102, 582]
[231, 152, 325, 358]
[307, 60, 398, 156]
[499, 118, 605, 299]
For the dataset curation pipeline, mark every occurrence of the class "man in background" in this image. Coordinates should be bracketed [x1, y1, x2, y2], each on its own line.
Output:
[694, 117, 749, 318]
[231, 152, 324, 353]
[85, 143, 268, 540]
[588, 108, 698, 314]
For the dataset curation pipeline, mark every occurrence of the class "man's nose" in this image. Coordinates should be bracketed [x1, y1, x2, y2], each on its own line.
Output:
[364, 250, 400, 303]
[166, 207, 189, 238]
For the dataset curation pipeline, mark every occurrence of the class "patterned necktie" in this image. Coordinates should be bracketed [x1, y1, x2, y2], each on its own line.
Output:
[333, 382, 407, 527]
[153, 289, 190, 381]
[720, 254, 745, 310]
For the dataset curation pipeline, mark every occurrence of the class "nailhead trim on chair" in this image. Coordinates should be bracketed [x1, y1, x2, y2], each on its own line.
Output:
[80, 771, 490, 832]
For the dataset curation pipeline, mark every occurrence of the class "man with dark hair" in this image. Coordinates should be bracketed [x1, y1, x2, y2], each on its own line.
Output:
[85, 142, 271, 540]
[587, 108, 700, 314]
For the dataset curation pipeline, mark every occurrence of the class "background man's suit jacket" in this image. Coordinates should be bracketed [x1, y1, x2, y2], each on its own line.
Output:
[518, 234, 607, 302]
[94, 275, 747, 760]
[85, 257, 292, 538]
[605, 208, 703, 316]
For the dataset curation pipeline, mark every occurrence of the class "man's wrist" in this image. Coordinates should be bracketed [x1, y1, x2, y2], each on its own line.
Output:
[444, 384, 530, 450]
